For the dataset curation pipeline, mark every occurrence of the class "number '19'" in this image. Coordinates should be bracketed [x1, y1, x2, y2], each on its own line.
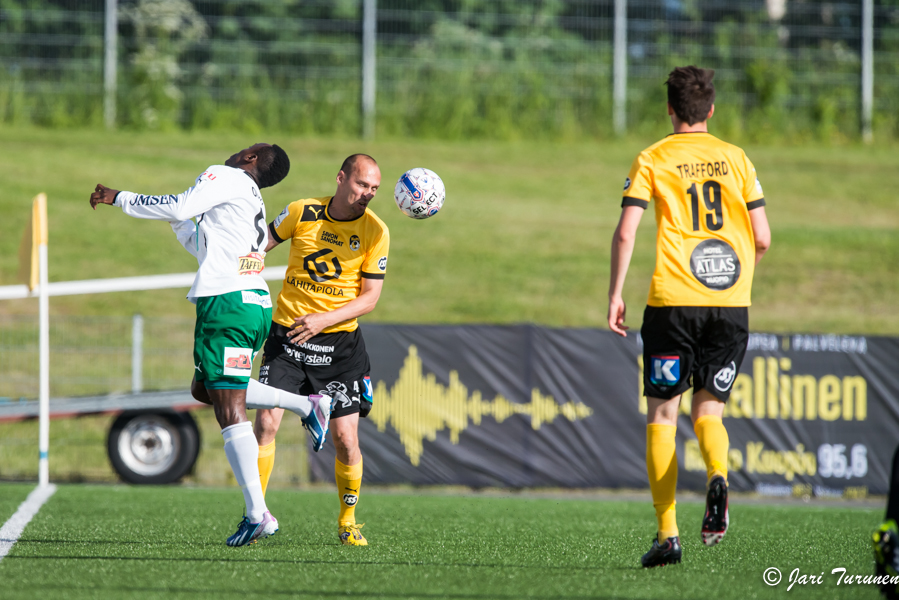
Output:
[688, 180, 723, 232]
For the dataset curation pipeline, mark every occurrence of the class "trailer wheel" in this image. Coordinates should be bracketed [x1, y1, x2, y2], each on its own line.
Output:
[107, 411, 200, 484]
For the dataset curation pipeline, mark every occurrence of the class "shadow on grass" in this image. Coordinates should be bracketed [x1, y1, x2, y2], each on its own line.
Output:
[4, 552, 635, 573]
[6, 582, 628, 600]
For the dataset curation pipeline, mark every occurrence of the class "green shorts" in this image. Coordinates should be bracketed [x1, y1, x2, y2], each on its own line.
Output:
[193, 289, 272, 390]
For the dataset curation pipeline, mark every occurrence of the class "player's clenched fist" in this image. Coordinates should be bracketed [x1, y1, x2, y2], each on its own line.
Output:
[90, 183, 120, 209]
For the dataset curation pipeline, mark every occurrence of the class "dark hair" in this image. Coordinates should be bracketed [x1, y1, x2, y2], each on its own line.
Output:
[339, 153, 378, 178]
[666, 66, 715, 126]
[256, 144, 290, 188]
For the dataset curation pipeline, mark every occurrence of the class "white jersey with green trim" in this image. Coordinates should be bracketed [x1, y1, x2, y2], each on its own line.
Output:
[113, 164, 270, 302]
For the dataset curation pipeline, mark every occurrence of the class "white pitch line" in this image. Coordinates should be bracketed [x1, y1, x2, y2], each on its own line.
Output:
[0, 484, 57, 562]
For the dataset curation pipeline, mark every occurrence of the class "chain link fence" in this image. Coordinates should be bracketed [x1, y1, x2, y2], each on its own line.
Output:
[0, 314, 193, 399]
[0, 0, 896, 140]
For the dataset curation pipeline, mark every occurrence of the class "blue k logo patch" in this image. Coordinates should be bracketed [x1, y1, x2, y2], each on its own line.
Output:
[650, 355, 680, 386]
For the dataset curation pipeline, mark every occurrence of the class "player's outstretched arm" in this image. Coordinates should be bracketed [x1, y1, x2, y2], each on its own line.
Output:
[105, 170, 231, 222]
[288, 278, 384, 346]
[608, 206, 644, 337]
[90, 184, 121, 209]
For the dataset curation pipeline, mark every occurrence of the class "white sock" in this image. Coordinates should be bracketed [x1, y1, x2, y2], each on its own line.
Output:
[221, 421, 267, 523]
[246, 378, 314, 417]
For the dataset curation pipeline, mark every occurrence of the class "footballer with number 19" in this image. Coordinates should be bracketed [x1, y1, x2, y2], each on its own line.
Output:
[607, 66, 771, 568]
[253, 153, 389, 547]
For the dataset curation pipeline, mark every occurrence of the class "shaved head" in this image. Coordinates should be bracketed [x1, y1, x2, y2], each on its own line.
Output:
[339, 154, 378, 178]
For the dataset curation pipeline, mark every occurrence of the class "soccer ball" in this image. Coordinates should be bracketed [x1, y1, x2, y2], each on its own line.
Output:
[393, 168, 445, 219]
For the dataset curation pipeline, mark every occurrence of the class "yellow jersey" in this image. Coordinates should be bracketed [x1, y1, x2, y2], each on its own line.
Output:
[622, 132, 765, 307]
[270, 196, 390, 333]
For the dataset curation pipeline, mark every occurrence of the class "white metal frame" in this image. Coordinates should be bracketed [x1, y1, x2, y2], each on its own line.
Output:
[0, 265, 288, 485]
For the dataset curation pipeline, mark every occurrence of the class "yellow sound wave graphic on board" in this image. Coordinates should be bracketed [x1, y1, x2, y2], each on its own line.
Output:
[370, 345, 593, 466]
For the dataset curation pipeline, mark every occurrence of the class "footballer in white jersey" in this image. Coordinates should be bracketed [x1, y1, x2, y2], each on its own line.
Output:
[90, 143, 297, 546]
[113, 162, 270, 301]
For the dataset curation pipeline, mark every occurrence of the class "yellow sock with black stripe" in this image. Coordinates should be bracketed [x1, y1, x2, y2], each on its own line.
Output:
[647, 424, 678, 543]
[336, 458, 363, 526]
[694, 415, 729, 483]
[257, 441, 276, 497]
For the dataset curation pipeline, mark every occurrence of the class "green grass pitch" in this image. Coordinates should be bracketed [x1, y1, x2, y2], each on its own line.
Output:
[0, 483, 882, 599]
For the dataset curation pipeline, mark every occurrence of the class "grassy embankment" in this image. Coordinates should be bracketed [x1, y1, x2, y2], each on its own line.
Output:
[0, 126, 896, 483]
[1, 126, 897, 334]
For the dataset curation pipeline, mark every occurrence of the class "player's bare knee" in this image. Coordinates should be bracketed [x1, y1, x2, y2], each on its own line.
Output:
[253, 409, 280, 444]
[213, 404, 239, 429]
[333, 428, 358, 453]
[331, 419, 359, 458]
[209, 388, 247, 429]
[647, 396, 680, 425]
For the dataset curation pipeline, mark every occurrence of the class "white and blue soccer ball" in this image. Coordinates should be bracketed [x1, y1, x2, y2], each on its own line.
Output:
[393, 167, 445, 219]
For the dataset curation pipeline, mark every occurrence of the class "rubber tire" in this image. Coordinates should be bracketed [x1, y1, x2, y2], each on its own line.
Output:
[107, 411, 200, 484]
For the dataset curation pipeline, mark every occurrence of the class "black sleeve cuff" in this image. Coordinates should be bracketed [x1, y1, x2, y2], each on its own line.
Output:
[361, 272, 385, 280]
[746, 198, 766, 210]
[268, 222, 284, 243]
[622, 197, 649, 209]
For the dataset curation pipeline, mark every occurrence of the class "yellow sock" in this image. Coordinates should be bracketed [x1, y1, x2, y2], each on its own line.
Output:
[647, 424, 678, 542]
[694, 415, 729, 483]
[258, 441, 276, 497]
[335, 458, 363, 526]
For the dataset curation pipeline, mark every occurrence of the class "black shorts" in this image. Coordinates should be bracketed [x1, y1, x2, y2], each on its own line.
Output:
[640, 306, 749, 402]
[258, 324, 373, 419]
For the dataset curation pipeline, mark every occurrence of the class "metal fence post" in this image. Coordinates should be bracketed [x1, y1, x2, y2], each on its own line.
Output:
[362, 0, 377, 140]
[132, 314, 143, 393]
[104, 0, 118, 129]
[613, 0, 627, 136]
[861, 0, 874, 143]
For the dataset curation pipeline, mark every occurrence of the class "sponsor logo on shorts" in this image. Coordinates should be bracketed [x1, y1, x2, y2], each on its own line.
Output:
[689, 239, 741, 291]
[349, 235, 361, 251]
[238, 252, 265, 276]
[299, 341, 334, 353]
[363, 376, 372, 402]
[281, 344, 333, 366]
[714, 361, 737, 392]
[650, 355, 680, 386]
[377, 256, 387, 271]
[342, 494, 358, 506]
[223, 347, 253, 377]
[241, 290, 272, 308]
[322, 381, 355, 410]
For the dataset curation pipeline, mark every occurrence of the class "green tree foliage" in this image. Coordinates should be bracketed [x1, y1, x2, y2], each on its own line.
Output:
[0, 0, 895, 141]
